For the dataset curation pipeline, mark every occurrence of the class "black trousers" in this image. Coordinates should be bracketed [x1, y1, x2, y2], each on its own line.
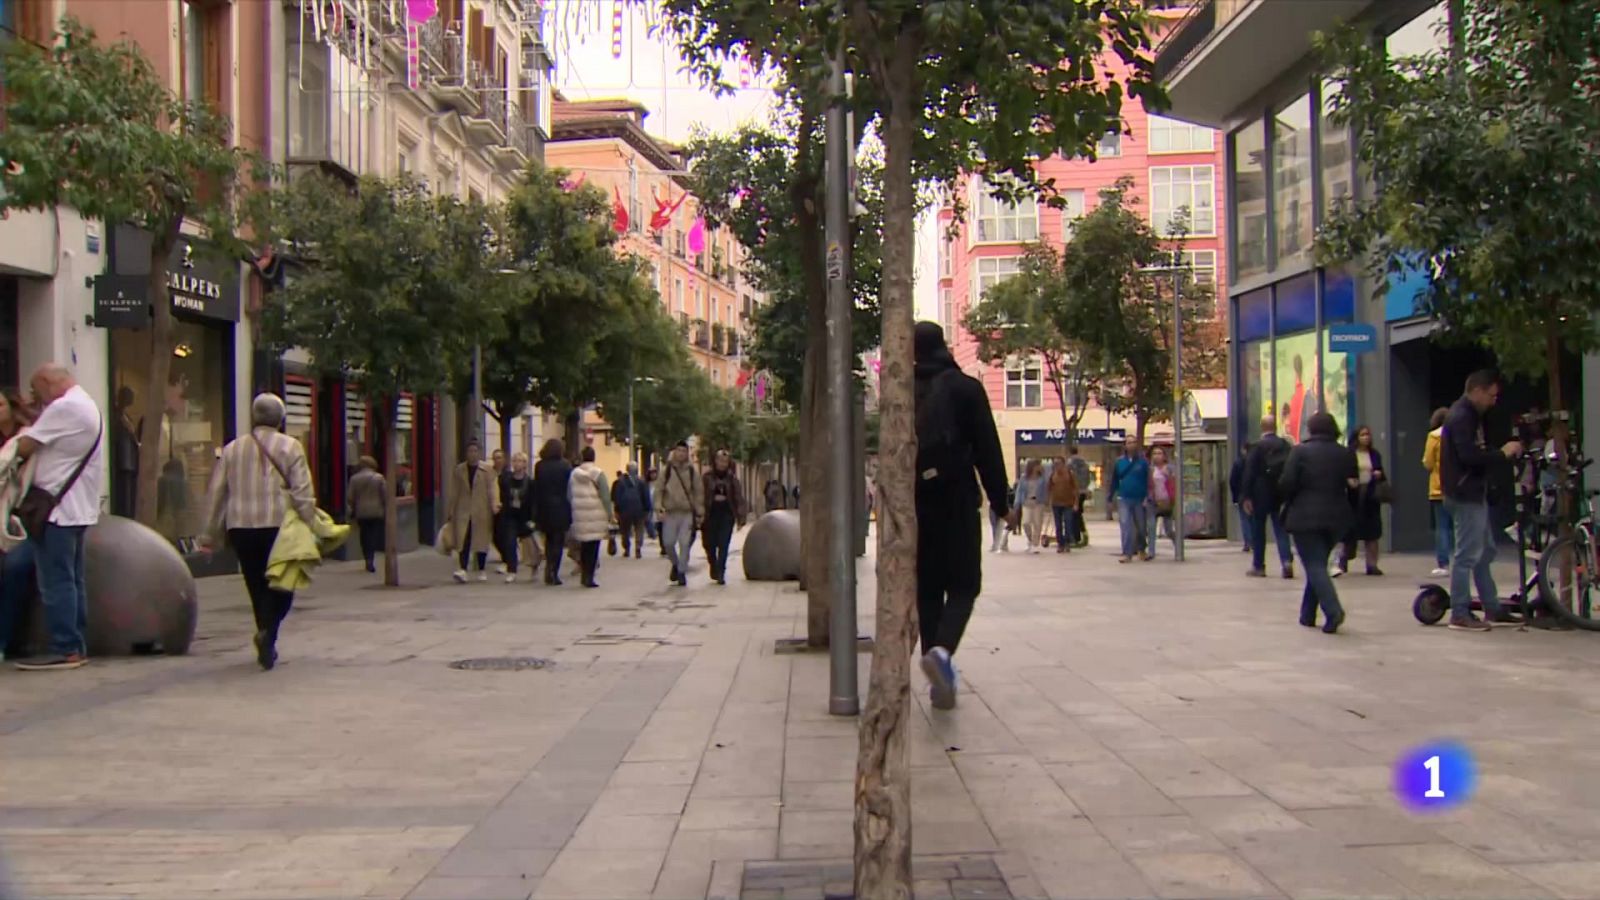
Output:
[916, 497, 983, 656]
[357, 517, 383, 568]
[229, 528, 293, 645]
[578, 540, 601, 584]
[702, 514, 735, 579]
[617, 515, 646, 555]
[457, 522, 488, 572]
[541, 528, 567, 581]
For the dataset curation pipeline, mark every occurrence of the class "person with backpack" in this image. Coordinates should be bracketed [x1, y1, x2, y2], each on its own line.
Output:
[1242, 416, 1296, 579]
[1109, 436, 1151, 563]
[913, 322, 1009, 710]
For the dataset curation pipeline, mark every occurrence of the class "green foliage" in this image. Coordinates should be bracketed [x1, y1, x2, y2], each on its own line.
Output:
[0, 16, 257, 255]
[751, 408, 801, 462]
[257, 173, 506, 402]
[1314, 0, 1600, 384]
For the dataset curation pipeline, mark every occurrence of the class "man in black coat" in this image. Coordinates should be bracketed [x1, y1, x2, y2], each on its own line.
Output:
[913, 322, 1011, 710]
[1229, 446, 1252, 555]
[1441, 370, 1523, 631]
[1242, 416, 1296, 579]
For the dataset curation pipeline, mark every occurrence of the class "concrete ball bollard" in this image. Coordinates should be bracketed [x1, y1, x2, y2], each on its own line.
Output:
[742, 509, 802, 582]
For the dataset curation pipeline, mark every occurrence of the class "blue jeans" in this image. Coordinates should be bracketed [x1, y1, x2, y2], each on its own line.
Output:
[1431, 500, 1455, 569]
[33, 524, 88, 657]
[1250, 505, 1294, 570]
[1292, 529, 1344, 625]
[1446, 498, 1505, 621]
[1052, 505, 1074, 546]
[0, 541, 37, 655]
[1148, 505, 1175, 557]
[1116, 497, 1148, 558]
[1236, 504, 1253, 551]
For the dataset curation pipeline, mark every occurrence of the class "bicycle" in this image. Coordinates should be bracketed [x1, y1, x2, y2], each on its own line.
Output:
[1535, 453, 1600, 631]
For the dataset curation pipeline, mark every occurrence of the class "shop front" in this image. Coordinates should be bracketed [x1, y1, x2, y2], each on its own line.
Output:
[103, 228, 240, 577]
[1013, 427, 1127, 511]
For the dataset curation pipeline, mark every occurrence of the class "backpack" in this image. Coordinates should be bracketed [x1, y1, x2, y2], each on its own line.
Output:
[1262, 438, 1292, 496]
[915, 368, 973, 487]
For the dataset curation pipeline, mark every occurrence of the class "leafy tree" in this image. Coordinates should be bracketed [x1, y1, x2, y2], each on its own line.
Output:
[1059, 182, 1218, 443]
[258, 173, 506, 585]
[664, 1, 1162, 888]
[961, 245, 1106, 441]
[1315, 0, 1600, 423]
[0, 16, 259, 528]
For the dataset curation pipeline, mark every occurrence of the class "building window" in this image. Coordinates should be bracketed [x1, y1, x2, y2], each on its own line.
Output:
[1097, 132, 1122, 158]
[1150, 165, 1216, 236]
[1386, 2, 1449, 58]
[1005, 361, 1044, 409]
[673, 279, 683, 313]
[973, 256, 1023, 298]
[3, 0, 54, 43]
[1319, 79, 1353, 221]
[939, 234, 953, 277]
[973, 183, 1039, 243]
[181, 0, 225, 110]
[628, 163, 642, 233]
[1182, 249, 1217, 287]
[1273, 94, 1314, 265]
[1148, 115, 1215, 154]
[1231, 119, 1269, 282]
[940, 287, 955, 333]
[1060, 189, 1086, 241]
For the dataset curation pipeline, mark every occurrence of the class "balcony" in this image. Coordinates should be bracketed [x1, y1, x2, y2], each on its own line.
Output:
[693, 319, 711, 349]
[711, 322, 727, 355]
[490, 100, 532, 170]
[465, 79, 508, 145]
[418, 18, 480, 114]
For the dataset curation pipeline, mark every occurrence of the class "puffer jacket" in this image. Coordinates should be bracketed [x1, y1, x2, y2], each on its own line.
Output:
[567, 462, 613, 542]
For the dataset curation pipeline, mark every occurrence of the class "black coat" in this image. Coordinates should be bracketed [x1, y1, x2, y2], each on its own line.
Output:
[1278, 434, 1358, 535]
[1228, 457, 1245, 504]
[532, 457, 574, 532]
[498, 471, 535, 529]
[1242, 433, 1290, 509]
[913, 356, 1010, 516]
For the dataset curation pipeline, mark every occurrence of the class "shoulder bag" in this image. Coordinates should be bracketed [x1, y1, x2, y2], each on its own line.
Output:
[18, 422, 103, 539]
[251, 432, 292, 489]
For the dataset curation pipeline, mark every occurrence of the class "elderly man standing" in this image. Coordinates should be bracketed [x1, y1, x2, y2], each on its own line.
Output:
[12, 364, 102, 672]
[202, 394, 319, 671]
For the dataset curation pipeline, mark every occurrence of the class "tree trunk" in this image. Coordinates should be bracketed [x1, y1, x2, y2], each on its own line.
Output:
[855, 29, 920, 899]
[133, 220, 184, 528]
[379, 394, 402, 586]
[563, 404, 582, 461]
[492, 404, 512, 457]
[791, 100, 832, 647]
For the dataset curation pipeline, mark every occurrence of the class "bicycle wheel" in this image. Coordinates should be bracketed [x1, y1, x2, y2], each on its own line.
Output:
[1537, 534, 1600, 630]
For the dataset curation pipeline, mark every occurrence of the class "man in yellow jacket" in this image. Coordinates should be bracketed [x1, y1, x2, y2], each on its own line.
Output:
[1421, 406, 1452, 576]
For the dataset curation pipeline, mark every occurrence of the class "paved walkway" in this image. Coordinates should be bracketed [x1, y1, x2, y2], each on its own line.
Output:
[1, 521, 1599, 900]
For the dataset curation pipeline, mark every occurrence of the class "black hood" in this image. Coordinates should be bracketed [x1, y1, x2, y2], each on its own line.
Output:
[914, 321, 956, 379]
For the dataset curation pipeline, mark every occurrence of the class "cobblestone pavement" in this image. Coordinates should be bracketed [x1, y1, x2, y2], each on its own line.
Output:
[2, 521, 1599, 900]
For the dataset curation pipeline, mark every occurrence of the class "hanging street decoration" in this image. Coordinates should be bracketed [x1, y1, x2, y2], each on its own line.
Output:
[611, 0, 626, 59]
[649, 187, 688, 232]
[613, 186, 630, 234]
[403, 0, 437, 90]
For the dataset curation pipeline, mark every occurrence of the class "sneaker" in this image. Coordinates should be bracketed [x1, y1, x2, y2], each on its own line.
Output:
[252, 631, 277, 671]
[477, 571, 489, 582]
[1366, 566, 1384, 577]
[1282, 564, 1295, 580]
[452, 570, 468, 583]
[505, 574, 518, 584]
[496, 564, 509, 575]
[15, 653, 87, 671]
[1246, 568, 1266, 578]
[1322, 611, 1346, 634]
[669, 566, 680, 583]
[1448, 615, 1492, 632]
[921, 647, 957, 710]
[1430, 567, 1449, 577]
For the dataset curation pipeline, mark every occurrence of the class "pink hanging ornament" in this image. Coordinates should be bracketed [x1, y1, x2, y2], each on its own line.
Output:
[404, 1, 437, 90]
[611, 1, 625, 59]
[687, 216, 707, 256]
[406, 0, 437, 22]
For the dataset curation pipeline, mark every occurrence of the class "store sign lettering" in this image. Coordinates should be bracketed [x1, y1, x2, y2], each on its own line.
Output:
[168, 271, 223, 302]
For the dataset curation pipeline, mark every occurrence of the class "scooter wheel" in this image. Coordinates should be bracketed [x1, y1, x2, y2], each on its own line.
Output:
[1414, 585, 1449, 625]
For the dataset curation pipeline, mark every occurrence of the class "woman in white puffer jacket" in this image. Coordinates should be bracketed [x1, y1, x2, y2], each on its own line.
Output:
[567, 445, 614, 589]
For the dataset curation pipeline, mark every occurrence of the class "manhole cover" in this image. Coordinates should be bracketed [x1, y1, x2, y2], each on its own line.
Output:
[448, 657, 553, 671]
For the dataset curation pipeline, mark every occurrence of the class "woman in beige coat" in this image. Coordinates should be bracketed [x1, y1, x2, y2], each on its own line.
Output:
[448, 440, 500, 583]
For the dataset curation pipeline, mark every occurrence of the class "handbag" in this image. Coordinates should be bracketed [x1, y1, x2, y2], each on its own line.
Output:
[1373, 479, 1393, 505]
[17, 423, 102, 540]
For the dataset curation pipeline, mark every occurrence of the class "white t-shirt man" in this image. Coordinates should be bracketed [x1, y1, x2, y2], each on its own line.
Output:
[27, 385, 104, 527]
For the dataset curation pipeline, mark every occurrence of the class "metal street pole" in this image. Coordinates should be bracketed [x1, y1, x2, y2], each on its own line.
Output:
[1171, 253, 1185, 563]
[628, 378, 636, 468]
[824, 37, 859, 717]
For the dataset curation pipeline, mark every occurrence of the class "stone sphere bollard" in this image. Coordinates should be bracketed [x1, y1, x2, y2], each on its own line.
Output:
[742, 509, 802, 582]
[27, 515, 200, 656]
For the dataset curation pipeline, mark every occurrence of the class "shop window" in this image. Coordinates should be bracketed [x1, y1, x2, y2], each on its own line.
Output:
[1318, 80, 1353, 221]
[1273, 94, 1314, 265]
[1151, 165, 1215, 236]
[973, 181, 1039, 244]
[1274, 273, 1317, 333]
[1240, 340, 1268, 444]
[973, 256, 1023, 299]
[1237, 287, 1270, 343]
[1005, 361, 1044, 409]
[1060, 189, 1086, 241]
[1319, 328, 1355, 442]
[391, 394, 415, 498]
[1273, 330, 1319, 443]
[112, 321, 228, 551]
[1148, 115, 1215, 155]
[1231, 119, 1268, 281]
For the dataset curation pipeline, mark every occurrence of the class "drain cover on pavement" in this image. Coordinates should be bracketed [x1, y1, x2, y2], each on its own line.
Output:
[448, 656, 553, 671]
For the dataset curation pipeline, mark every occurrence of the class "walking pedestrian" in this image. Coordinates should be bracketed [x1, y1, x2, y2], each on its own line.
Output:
[1109, 437, 1151, 563]
[1066, 446, 1092, 547]
[568, 446, 612, 589]
[611, 462, 650, 558]
[912, 322, 1009, 710]
[1441, 370, 1523, 631]
[1242, 417, 1296, 579]
[498, 451, 535, 583]
[1279, 412, 1354, 633]
[1336, 425, 1386, 577]
[446, 441, 498, 583]
[763, 477, 786, 513]
[0, 389, 38, 663]
[346, 456, 386, 574]
[200, 393, 317, 671]
[657, 442, 702, 587]
[701, 449, 746, 585]
[1048, 456, 1078, 554]
[1015, 460, 1049, 554]
[987, 487, 1012, 553]
[1230, 445, 1252, 555]
[11, 364, 102, 672]
[1147, 446, 1178, 559]
[532, 439, 573, 586]
[490, 448, 508, 573]
[1422, 407, 1453, 577]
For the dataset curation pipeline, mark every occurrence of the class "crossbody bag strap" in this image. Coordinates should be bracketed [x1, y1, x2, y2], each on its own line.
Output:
[53, 420, 103, 503]
[250, 432, 291, 489]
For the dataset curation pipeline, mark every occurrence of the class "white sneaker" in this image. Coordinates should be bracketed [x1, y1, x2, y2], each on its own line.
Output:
[496, 564, 509, 575]
[505, 574, 518, 584]
[1430, 567, 1449, 577]
[452, 570, 468, 583]
[477, 571, 489, 582]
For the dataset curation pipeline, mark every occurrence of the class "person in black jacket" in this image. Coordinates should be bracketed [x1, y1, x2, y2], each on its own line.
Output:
[913, 322, 1010, 711]
[1241, 417, 1295, 579]
[1336, 425, 1387, 577]
[1441, 370, 1523, 631]
[532, 438, 574, 586]
[1279, 412, 1357, 633]
[497, 451, 536, 583]
[1229, 445, 1252, 555]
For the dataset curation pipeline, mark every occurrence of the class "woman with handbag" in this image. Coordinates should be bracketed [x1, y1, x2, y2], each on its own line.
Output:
[497, 451, 536, 583]
[567, 446, 613, 589]
[700, 449, 747, 585]
[1146, 446, 1178, 559]
[1336, 425, 1387, 577]
[446, 441, 498, 583]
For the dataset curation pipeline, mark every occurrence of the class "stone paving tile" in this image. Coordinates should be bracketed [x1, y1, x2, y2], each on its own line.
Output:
[1507, 861, 1600, 900]
[1350, 843, 1553, 899]
[1128, 851, 1284, 899]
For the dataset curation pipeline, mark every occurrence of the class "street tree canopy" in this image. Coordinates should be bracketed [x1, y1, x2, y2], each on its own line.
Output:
[1315, 0, 1600, 410]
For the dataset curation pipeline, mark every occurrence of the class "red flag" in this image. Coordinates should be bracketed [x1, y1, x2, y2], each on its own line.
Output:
[735, 368, 751, 388]
[613, 185, 629, 234]
[649, 187, 689, 232]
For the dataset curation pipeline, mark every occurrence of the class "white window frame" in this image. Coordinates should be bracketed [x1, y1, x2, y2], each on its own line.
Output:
[973, 256, 1024, 299]
[940, 235, 953, 277]
[1060, 189, 1086, 242]
[1004, 359, 1045, 409]
[940, 286, 955, 331]
[1097, 132, 1123, 158]
[971, 178, 1040, 245]
[1149, 165, 1217, 237]
[1147, 115, 1216, 155]
[1182, 249, 1218, 287]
